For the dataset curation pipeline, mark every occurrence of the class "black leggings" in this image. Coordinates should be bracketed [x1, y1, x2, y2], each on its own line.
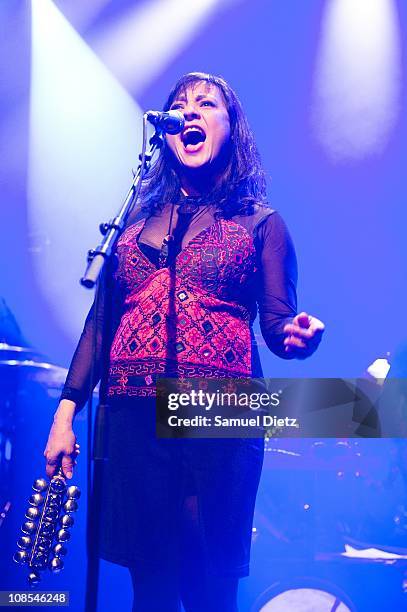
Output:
[129, 568, 239, 612]
[129, 494, 239, 611]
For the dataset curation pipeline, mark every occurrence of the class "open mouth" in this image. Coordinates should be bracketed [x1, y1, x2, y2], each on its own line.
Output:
[181, 126, 206, 150]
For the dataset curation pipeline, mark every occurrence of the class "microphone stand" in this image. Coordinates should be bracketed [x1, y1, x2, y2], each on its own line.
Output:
[81, 120, 164, 612]
[81, 123, 163, 289]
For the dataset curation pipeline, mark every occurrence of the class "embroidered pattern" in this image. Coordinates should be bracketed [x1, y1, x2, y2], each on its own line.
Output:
[107, 218, 258, 398]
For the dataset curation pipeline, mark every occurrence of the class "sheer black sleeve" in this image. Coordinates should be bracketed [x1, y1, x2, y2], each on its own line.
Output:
[59, 300, 104, 409]
[255, 211, 298, 359]
[60, 266, 122, 410]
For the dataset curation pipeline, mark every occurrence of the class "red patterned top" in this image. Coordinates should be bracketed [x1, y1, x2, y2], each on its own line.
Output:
[61, 206, 298, 407]
[108, 218, 257, 397]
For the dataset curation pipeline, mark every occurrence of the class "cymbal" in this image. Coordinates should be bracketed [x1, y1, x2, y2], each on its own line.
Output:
[0, 359, 68, 389]
[0, 342, 34, 352]
[0, 342, 41, 360]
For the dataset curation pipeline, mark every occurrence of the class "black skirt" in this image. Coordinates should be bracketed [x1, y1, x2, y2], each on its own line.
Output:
[98, 397, 264, 577]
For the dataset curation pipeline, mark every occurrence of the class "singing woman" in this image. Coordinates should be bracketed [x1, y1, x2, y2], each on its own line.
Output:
[44, 72, 324, 611]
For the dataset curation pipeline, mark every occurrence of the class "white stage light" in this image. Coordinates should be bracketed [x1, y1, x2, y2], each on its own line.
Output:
[29, 0, 144, 348]
[54, 0, 111, 32]
[312, 0, 401, 160]
[91, 0, 220, 94]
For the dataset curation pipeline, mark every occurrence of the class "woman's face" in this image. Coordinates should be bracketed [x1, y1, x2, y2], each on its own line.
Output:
[166, 82, 231, 172]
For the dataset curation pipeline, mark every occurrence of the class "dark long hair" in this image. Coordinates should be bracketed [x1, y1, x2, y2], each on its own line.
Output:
[140, 72, 268, 218]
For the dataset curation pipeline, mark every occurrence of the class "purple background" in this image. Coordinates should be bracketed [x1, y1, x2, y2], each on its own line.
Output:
[1, 1, 406, 609]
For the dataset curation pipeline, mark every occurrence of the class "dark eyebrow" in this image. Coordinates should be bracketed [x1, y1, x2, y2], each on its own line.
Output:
[170, 92, 216, 106]
[170, 94, 187, 105]
[195, 93, 216, 101]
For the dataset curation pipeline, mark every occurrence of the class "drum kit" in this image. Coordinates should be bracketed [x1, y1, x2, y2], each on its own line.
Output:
[0, 341, 69, 507]
[0, 342, 68, 390]
[250, 437, 407, 610]
[259, 437, 407, 547]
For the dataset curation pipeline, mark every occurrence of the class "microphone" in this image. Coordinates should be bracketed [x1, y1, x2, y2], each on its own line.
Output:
[145, 110, 185, 135]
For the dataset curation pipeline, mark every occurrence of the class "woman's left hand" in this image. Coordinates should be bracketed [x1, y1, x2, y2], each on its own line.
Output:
[283, 312, 325, 358]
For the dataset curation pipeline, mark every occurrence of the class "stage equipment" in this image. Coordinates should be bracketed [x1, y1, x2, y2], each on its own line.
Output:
[145, 109, 184, 134]
[258, 438, 407, 553]
[81, 114, 169, 288]
[0, 343, 68, 390]
[252, 577, 357, 611]
[250, 435, 407, 610]
[79, 115, 170, 612]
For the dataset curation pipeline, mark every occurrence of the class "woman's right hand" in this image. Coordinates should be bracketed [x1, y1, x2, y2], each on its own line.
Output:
[44, 400, 79, 480]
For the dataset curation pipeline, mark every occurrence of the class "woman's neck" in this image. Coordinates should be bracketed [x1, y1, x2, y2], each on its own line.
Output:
[180, 183, 201, 197]
[179, 175, 208, 197]
[178, 165, 223, 197]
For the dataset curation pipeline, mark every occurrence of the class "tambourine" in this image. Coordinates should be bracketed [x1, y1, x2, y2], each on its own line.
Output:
[13, 468, 80, 586]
